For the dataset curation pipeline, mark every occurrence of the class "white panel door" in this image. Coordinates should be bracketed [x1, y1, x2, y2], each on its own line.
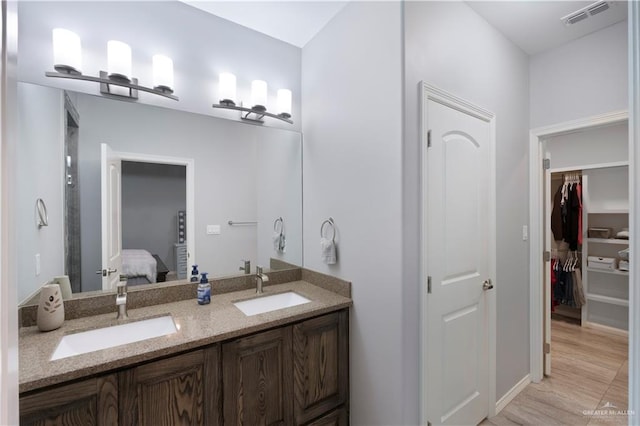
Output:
[425, 99, 492, 425]
[100, 143, 122, 291]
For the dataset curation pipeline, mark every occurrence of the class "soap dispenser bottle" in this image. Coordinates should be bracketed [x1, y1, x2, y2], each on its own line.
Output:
[190, 264, 199, 282]
[197, 272, 210, 305]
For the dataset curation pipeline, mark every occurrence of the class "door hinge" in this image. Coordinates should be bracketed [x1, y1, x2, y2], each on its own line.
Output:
[543, 251, 551, 262]
[544, 342, 551, 354]
[543, 158, 550, 170]
[427, 276, 432, 294]
[427, 129, 432, 148]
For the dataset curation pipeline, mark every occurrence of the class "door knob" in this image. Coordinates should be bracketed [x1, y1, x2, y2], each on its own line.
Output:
[482, 279, 494, 291]
[95, 268, 118, 277]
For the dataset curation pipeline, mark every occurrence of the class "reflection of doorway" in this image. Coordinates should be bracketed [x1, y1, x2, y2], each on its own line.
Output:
[63, 92, 82, 292]
[99, 148, 196, 289]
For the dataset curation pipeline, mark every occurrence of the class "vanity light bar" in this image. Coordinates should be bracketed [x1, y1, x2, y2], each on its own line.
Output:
[46, 29, 178, 101]
[212, 73, 293, 124]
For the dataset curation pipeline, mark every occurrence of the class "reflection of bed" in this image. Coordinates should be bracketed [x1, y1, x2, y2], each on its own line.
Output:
[122, 249, 157, 284]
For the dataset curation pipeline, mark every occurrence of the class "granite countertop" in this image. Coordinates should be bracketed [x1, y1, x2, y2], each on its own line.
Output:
[19, 280, 351, 394]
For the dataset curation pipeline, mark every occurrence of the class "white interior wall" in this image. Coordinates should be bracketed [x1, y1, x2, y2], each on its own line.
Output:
[17, 1, 302, 132]
[530, 21, 628, 129]
[403, 1, 531, 414]
[16, 83, 65, 302]
[301, 2, 404, 424]
[256, 126, 303, 269]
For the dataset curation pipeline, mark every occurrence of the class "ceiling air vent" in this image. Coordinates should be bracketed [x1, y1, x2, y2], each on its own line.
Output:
[561, 1, 613, 26]
[565, 11, 589, 25]
[587, 1, 610, 16]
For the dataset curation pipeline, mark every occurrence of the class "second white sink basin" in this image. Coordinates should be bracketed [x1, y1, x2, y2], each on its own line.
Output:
[234, 291, 311, 316]
[51, 315, 177, 361]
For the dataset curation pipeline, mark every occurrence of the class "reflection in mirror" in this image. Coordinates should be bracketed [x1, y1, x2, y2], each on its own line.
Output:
[17, 82, 302, 303]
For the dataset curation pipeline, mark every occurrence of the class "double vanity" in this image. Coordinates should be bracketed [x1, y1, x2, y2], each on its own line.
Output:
[18, 267, 351, 425]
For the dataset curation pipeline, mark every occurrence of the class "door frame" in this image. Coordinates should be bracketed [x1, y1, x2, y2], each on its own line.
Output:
[115, 150, 196, 270]
[420, 82, 497, 423]
[528, 110, 628, 383]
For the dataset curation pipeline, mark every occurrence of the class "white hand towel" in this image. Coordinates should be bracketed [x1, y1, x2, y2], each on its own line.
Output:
[321, 237, 336, 264]
[273, 232, 286, 253]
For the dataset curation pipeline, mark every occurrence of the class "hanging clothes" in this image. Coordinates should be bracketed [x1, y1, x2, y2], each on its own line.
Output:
[551, 174, 582, 248]
[551, 187, 564, 241]
[572, 267, 586, 308]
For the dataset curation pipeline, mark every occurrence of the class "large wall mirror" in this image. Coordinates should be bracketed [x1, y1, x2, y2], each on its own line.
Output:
[17, 82, 303, 303]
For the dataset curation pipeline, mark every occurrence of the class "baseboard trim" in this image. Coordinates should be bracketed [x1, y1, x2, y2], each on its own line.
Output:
[494, 374, 531, 414]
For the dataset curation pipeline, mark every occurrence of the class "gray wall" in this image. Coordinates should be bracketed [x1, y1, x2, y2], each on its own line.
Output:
[403, 1, 531, 416]
[16, 83, 65, 302]
[76, 92, 301, 291]
[121, 162, 186, 271]
[301, 2, 404, 424]
[530, 21, 628, 128]
[17, 1, 302, 132]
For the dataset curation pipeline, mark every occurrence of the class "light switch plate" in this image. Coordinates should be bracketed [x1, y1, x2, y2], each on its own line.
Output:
[522, 225, 528, 241]
[35, 253, 41, 276]
[206, 225, 221, 235]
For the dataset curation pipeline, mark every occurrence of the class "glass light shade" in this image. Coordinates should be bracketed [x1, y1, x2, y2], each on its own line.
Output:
[152, 54, 174, 93]
[251, 80, 268, 111]
[219, 72, 237, 105]
[107, 40, 132, 81]
[277, 89, 292, 117]
[52, 28, 82, 74]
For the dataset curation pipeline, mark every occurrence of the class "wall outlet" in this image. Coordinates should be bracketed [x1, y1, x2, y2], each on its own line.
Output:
[35, 253, 41, 276]
[522, 225, 528, 241]
[206, 225, 221, 235]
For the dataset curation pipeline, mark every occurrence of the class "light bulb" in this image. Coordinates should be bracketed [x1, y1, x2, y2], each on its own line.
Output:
[52, 28, 82, 75]
[219, 73, 236, 105]
[152, 54, 174, 93]
[251, 80, 268, 111]
[107, 40, 132, 81]
[277, 89, 292, 118]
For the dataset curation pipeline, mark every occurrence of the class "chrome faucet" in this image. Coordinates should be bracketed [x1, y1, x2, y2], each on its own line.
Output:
[239, 259, 251, 274]
[255, 266, 269, 294]
[116, 276, 128, 320]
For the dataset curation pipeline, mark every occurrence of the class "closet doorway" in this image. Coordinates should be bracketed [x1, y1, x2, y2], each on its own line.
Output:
[530, 111, 630, 422]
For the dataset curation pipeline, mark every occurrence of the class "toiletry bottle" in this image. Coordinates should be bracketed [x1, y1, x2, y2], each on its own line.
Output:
[190, 264, 199, 282]
[197, 272, 211, 305]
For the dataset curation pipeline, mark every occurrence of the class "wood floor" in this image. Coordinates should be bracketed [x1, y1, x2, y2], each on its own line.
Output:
[481, 319, 629, 426]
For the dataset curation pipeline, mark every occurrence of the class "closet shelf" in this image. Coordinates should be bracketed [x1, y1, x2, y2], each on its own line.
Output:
[588, 209, 629, 214]
[585, 293, 629, 307]
[586, 267, 629, 276]
[587, 238, 629, 245]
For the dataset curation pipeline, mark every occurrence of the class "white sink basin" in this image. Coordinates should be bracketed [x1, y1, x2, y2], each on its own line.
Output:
[51, 315, 177, 361]
[234, 291, 311, 316]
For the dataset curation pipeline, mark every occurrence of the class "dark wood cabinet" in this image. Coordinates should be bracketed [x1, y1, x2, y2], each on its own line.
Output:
[20, 375, 118, 426]
[306, 406, 348, 426]
[293, 311, 349, 425]
[20, 309, 349, 426]
[119, 346, 221, 426]
[222, 327, 294, 425]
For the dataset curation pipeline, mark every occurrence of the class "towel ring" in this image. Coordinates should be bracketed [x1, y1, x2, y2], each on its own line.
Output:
[36, 198, 49, 228]
[274, 217, 283, 233]
[320, 217, 335, 242]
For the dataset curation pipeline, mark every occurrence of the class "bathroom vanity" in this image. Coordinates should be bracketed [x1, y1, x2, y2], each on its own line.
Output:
[18, 270, 351, 425]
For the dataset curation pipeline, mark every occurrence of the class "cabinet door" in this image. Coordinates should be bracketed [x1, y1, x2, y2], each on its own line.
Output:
[119, 346, 221, 426]
[293, 310, 349, 425]
[306, 406, 348, 426]
[20, 375, 118, 426]
[223, 326, 294, 425]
